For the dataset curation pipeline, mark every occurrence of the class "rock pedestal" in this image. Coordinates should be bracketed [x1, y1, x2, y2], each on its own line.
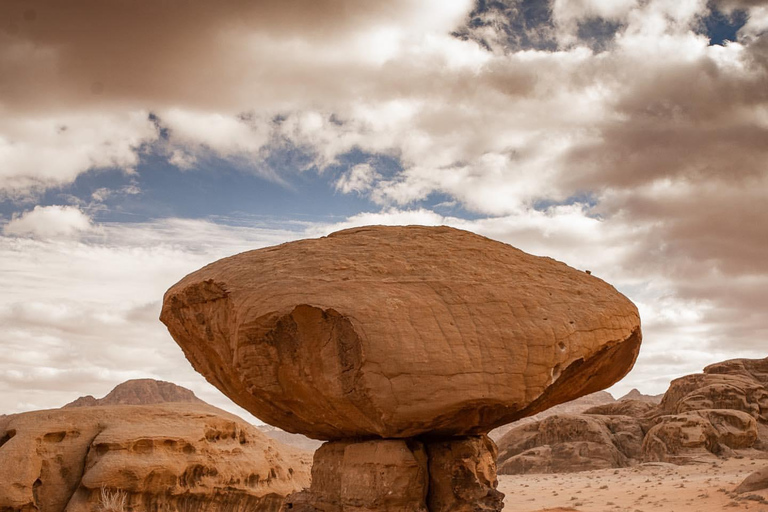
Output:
[161, 225, 644, 512]
[282, 436, 502, 512]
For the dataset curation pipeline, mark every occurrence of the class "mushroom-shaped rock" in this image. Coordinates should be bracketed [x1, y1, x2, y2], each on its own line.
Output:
[160, 225, 641, 440]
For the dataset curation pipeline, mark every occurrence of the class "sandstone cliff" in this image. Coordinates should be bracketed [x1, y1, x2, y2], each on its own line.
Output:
[0, 402, 310, 512]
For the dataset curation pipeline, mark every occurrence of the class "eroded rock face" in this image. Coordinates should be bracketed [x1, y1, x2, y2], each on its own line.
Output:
[496, 414, 645, 474]
[646, 356, 768, 461]
[161, 225, 642, 440]
[642, 410, 758, 463]
[0, 403, 310, 512]
[426, 436, 504, 512]
[282, 439, 429, 512]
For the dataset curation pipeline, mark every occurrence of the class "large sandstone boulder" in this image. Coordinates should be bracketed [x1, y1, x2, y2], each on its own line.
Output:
[161, 225, 642, 440]
[0, 403, 310, 512]
[496, 414, 645, 474]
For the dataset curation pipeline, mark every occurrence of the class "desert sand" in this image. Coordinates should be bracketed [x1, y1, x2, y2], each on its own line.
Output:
[501, 456, 768, 512]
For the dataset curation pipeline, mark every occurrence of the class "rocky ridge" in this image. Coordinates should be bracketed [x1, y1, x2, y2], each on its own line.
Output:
[497, 356, 768, 474]
[63, 378, 203, 408]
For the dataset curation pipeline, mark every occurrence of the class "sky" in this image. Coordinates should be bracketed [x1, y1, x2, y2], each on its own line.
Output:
[1, 0, 767, 422]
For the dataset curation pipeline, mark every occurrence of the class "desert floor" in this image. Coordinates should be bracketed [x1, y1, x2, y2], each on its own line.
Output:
[499, 457, 768, 512]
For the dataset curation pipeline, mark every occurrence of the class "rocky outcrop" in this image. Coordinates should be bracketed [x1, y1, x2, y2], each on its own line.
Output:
[161, 225, 642, 511]
[489, 391, 616, 442]
[496, 414, 645, 474]
[642, 409, 758, 463]
[646, 356, 768, 461]
[161, 225, 641, 441]
[735, 466, 768, 494]
[0, 403, 310, 512]
[63, 378, 203, 408]
[584, 399, 657, 418]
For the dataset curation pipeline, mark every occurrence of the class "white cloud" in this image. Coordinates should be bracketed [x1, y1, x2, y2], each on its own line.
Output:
[0, 217, 303, 418]
[3, 205, 94, 239]
[0, 112, 157, 197]
[335, 163, 379, 194]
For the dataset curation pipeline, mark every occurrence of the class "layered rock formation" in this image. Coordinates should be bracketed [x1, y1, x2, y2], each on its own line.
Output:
[0, 402, 310, 512]
[496, 355, 768, 474]
[161, 225, 642, 511]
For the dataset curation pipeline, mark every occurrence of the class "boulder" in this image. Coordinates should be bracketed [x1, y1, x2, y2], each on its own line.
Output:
[0, 403, 310, 512]
[161, 225, 642, 440]
[496, 414, 644, 474]
[735, 466, 768, 494]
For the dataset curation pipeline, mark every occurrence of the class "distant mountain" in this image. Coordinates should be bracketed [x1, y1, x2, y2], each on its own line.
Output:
[63, 379, 203, 408]
[257, 425, 323, 452]
[489, 391, 616, 441]
[618, 388, 663, 404]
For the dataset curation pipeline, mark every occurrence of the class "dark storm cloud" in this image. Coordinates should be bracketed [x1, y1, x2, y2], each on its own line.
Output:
[0, 0, 472, 113]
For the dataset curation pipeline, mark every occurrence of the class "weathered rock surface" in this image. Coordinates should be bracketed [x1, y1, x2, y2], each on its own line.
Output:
[0, 403, 310, 512]
[645, 356, 768, 461]
[493, 356, 768, 474]
[63, 378, 203, 408]
[161, 225, 642, 440]
[283, 436, 503, 512]
[642, 409, 759, 463]
[282, 439, 429, 512]
[496, 414, 645, 474]
[735, 466, 768, 494]
[584, 399, 657, 418]
[426, 436, 504, 512]
[489, 391, 616, 442]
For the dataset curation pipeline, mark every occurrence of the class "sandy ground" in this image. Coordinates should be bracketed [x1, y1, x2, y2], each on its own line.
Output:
[499, 457, 768, 512]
